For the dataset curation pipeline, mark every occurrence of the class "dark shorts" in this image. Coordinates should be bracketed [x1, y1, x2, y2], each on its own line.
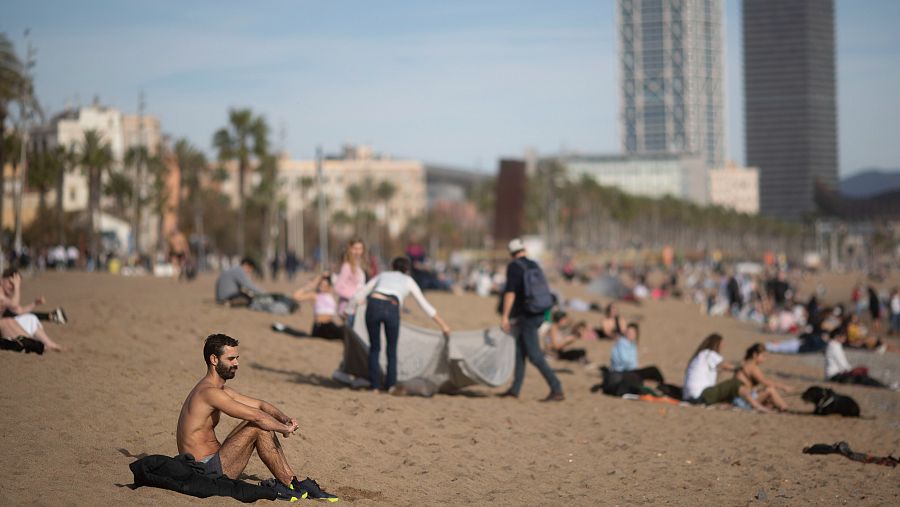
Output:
[199, 452, 224, 478]
[701, 378, 743, 405]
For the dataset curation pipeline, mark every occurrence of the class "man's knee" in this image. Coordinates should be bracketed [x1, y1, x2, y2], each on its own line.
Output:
[232, 420, 272, 440]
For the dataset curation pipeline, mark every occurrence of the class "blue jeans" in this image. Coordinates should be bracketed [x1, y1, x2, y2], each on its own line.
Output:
[509, 314, 562, 395]
[365, 297, 401, 390]
[891, 313, 900, 333]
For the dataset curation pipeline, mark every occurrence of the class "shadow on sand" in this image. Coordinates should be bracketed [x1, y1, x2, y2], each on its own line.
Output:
[249, 362, 346, 389]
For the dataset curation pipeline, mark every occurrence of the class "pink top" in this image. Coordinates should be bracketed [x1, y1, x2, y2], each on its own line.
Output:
[314, 293, 337, 317]
[334, 262, 366, 313]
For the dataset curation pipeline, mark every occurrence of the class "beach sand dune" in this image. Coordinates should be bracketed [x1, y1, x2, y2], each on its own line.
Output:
[0, 271, 897, 505]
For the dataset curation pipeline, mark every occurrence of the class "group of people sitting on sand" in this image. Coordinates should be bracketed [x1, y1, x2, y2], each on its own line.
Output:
[0, 268, 68, 354]
[217, 240, 899, 405]
[177, 249, 900, 502]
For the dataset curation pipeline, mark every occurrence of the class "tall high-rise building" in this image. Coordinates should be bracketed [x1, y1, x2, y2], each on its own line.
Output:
[618, 0, 725, 169]
[743, 0, 837, 220]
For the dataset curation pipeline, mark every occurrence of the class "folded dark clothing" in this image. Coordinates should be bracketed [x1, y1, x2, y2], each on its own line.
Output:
[803, 441, 898, 467]
[129, 453, 278, 502]
[0, 337, 44, 354]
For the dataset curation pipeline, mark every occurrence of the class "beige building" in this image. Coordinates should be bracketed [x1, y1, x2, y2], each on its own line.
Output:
[708, 162, 759, 214]
[35, 103, 161, 213]
[280, 145, 426, 253]
[43, 104, 125, 212]
[216, 145, 426, 255]
[1, 163, 41, 230]
[25, 102, 165, 253]
[122, 114, 162, 156]
[556, 152, 709, 204]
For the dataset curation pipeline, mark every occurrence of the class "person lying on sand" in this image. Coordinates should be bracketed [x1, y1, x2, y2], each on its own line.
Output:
[0, 269, 68, 324]
[0, 269, 67, 352]
[176, 333, 338, 501]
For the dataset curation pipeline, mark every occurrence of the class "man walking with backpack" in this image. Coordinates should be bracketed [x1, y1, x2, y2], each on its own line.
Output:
[500, 238, 565, 401]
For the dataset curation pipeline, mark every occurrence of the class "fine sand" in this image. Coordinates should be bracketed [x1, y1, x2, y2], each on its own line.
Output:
[0, 270, 898, 506]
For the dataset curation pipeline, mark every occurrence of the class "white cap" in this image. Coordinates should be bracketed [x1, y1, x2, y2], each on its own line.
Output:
[508, 238, 525, 254]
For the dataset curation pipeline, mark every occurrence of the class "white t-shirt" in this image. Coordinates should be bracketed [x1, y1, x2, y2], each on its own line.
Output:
[683, 349, 723, 400]
[349, 271, 437, 318]
[825, 340, 852, 379]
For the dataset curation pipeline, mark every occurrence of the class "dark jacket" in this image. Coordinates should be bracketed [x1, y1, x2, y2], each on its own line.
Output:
[504, 257, 544, 318]
[129, 454, 277, 503]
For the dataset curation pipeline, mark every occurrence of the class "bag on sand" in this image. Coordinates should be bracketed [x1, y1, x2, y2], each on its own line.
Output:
[249, 293, 299, 315]
[516, 259, 554, 315]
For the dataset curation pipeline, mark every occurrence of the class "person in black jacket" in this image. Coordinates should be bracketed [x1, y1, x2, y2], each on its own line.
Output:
[499, 239, 564, 402]
[176, 333, 337, 501]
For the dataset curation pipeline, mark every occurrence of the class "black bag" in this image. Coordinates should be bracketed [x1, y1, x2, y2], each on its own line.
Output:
[516, 259, 554, 315]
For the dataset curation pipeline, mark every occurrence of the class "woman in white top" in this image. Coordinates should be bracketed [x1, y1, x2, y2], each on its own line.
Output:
[348, 257, 451, 391]
[682, 333, 736, 402]
[825, 327, 887, 387]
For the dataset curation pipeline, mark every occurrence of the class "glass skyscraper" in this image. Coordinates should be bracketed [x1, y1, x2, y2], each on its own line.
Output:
[743, 0, 837, 220]
[618, 0, 725, 169]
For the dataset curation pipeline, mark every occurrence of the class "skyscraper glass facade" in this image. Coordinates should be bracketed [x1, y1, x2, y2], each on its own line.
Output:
[619, 0, 725, 169]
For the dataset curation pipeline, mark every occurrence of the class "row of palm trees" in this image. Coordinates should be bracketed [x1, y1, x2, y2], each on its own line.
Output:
[518, 159, 813, 259]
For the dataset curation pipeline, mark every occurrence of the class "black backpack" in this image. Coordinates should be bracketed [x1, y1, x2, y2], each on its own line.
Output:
[516, 258, 554, 315]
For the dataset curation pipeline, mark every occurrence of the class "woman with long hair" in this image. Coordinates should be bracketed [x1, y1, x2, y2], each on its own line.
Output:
[682, 333, 735, 402]
[334, 238, 367, 320]
[733, 343, 791, 411]
[597, 303, 626, 339]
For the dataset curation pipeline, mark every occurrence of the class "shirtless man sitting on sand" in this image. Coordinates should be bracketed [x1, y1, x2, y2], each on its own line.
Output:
[176, 333, 338, 501]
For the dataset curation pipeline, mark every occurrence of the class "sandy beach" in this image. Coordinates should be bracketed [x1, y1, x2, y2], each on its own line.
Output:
[1, 270, 898, 506]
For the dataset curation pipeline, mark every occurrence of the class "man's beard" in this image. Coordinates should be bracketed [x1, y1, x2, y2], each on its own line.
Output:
[216, 362, 237, 380]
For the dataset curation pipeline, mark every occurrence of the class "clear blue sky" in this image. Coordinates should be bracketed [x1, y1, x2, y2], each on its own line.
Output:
[3, 0, 898, 175]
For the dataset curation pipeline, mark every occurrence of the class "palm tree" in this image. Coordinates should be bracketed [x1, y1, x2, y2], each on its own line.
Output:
[5, 36, 41, 255]
[375, 179, 397, 250]
[0, 130, 22, 238]
[0, 34, 25, 234]
[255, 153, 281, 278]
[78, 130, 113, 264]
[346, 182, 363, 231]
[54, 144, 77, 245]
[124, 145, 149, 254]
[296, 176, 314, 257]
[26, 141, 60, 213]
[145, 153, 169, 256]
[103, 172, 133, 218]
[212, 108, 268, 256]
[174, 138, 207, 269]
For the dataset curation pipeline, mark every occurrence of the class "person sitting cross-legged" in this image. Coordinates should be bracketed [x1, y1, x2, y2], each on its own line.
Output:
[176, 334, 338, 501]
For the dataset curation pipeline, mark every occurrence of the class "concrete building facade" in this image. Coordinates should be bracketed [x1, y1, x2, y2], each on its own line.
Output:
[743, 0, 837, 220]
[708, 162, 759, 214]
[558, 152, 708, 204]
[28, 103, 164, 253]
[271, 145, 427, 255]
[618, 0, 726, 169]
